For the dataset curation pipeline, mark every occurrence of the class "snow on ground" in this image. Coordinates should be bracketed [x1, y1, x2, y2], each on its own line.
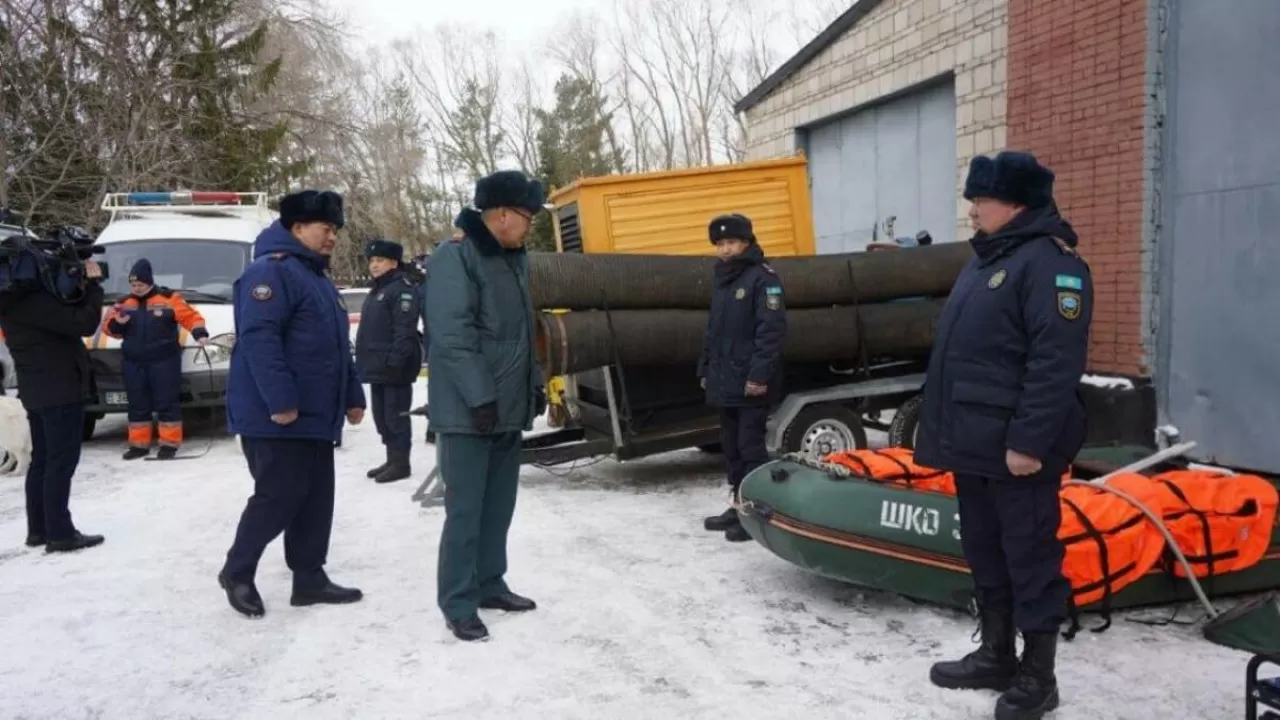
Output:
[0, 384, 1255, 720]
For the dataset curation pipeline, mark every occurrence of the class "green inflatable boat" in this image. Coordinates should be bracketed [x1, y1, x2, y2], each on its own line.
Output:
[734, 447, 1280, 622]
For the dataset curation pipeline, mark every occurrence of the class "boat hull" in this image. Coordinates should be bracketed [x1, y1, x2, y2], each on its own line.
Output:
[736, 459, 1280, 613]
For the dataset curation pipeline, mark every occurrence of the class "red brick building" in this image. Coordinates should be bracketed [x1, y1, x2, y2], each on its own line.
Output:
[738, 0, 1280, 471]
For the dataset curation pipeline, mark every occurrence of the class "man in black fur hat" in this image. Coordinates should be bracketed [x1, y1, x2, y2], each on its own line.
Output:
[425, 169, 547, 642]
[354, 238, 422, 483]
[219, 189, 367, 618]
[698, 213, 787, 543]
[914, 151, 1092, 720]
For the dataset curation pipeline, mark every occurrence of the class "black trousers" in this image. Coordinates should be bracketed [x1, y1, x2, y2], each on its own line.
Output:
[25, 402, 86, 540]
[370, 383, 414, 454]
[718, 405, 770, 491]
[222, 437, 336, 589]
[955, 473, 1071, 634]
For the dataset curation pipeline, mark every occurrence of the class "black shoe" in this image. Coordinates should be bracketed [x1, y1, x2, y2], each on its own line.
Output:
[218, 571, 266, 618]
[122, 447, 149, 460]
[374, 452, 411, 484]
[290, 580, 363, 607]
[45, 532, 105, 553]
[724, 523, 752, 542]
[703, 507, 738, 531]
[995, 632, 1060, 720]
[24, 533, 45, 547]
[447, 615, 489, 642]
[478, 591, 536, 612]
[366, 452, 391, 479]
[425, 429, 436, 444]
[929, 605, 1019, 691]
[156, 446, 177, 460]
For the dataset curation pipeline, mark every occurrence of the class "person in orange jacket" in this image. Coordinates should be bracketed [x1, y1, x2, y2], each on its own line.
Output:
[100, 258, 209, 460]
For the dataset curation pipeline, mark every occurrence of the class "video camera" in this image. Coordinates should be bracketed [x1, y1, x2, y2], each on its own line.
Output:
[0, 207, 108, 305]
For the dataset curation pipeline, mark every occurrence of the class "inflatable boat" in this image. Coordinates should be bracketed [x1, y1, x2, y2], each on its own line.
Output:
[734, 446, 1280, 633]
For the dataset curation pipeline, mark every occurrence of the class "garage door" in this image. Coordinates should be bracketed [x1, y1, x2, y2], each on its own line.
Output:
[805, 80, 957, 254]
[1157, 0, 1280, 474]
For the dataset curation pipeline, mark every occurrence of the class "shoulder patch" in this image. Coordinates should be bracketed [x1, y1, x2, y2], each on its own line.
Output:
[1057, 291, 1082, 320]
[1054, 274, 1084, 291]
[765, 285, 783, 295]
[250, 283, 273, 301]
[399, 292, 414, 300]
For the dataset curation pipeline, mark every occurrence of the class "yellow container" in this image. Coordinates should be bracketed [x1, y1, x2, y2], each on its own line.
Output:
[548, 155, 815, 257]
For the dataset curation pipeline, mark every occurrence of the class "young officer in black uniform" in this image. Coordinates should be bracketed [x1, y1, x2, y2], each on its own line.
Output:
[914, 151, 1092, 720]
[697, 213, 786, 543]
[354, 239, 423, 483]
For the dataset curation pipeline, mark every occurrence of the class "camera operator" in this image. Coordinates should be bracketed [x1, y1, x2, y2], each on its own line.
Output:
[0, 249, 106, 553]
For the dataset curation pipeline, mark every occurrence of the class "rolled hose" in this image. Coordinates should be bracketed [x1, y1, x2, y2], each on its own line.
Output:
[527, 242, 972, 311]
[535, 298, 945, 376]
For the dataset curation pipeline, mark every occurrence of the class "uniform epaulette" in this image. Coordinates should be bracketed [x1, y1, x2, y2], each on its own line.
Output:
[761, 262, 776, 274]
[268, 252, 288, 261]
[1051, 237, 1079, 258]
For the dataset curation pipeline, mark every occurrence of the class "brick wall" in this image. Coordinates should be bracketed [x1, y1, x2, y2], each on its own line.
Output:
[1006, 0, 1148, 375]
[743, 0, 1009, 243]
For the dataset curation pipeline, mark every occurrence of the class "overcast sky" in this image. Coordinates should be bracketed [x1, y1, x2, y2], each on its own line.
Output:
[335, 0, 604, 48]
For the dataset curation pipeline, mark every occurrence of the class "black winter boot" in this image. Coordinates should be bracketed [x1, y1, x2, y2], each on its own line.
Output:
[995, 632, 1060, 720]
[366, 449, 391, 479]
[375, 451, 411, 484]
[122, 447, 149, 460]
[703, 507, 738, 531]
[929, 605, 1019, 691]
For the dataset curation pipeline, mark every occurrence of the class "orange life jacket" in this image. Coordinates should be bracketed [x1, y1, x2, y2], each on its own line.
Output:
[1142, 469, 1278, 579]
[823, 447, 957, 495]
[1057, 479, 1170, 614]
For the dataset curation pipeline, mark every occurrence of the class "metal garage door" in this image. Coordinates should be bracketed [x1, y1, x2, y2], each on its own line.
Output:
[805, 80, 957, 254]
[1157, 0, 1280, 473]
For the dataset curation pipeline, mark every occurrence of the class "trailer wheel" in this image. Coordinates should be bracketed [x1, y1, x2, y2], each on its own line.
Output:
[781, 403, 868, 461]
[888, 394, 923, 449]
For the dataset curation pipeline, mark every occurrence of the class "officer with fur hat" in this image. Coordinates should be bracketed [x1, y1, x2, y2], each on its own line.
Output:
[425, 169, 548, 642]
[354, 238, 422, 483]
[914, 151, 1092, 720]
[219, 189, 367, 619]
[697, 213, 786, 543]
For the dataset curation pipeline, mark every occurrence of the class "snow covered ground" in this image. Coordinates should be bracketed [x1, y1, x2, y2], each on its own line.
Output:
[0, 385, 1256, 720]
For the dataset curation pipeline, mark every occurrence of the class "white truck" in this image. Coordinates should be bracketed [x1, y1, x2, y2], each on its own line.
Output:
[82, 191, 275, 438]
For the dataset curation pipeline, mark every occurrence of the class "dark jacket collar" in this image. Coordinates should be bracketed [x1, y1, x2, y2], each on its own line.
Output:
[715, 243, 765, 286]
[455, 208, 526, 258]
[253, 220, 331, 274]
[968, 203, 1079, 266]
[372, 269, 402, 290]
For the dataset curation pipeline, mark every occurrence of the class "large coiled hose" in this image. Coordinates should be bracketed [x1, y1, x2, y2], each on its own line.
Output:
[527, 242, 972, 311]
[536, 298, 945, 376]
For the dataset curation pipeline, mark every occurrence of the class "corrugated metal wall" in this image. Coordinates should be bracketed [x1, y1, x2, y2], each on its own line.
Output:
[1156, 0, 1280, 473]
[804, 80, 958, 254]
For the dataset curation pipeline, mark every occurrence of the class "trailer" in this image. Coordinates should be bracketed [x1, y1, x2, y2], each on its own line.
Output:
[412, 357, 927, 507]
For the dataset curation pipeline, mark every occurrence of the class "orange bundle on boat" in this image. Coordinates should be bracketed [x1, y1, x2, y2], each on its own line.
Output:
[1132, 469, 1279, 579]
[1057, 480, 1171, 611]
[823, 447, 956, 495]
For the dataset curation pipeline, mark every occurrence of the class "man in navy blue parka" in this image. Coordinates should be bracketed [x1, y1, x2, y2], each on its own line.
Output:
[915, 151, 1092, 720]
[218, 189, 368, 619]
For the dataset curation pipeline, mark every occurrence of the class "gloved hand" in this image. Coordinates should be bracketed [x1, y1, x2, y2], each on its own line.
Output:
[533, 388, 547, 418]
[471, 402, 498, 433]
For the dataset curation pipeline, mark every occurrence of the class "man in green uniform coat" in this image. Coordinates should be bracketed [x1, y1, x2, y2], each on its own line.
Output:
[425, 170, 547, 642]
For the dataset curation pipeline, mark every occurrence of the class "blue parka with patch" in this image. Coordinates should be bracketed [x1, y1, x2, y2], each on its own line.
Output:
[696, 243, 788, 407]
[913, 205, 1093, 480]
[423, 209, 544, 434]
[226, 221, 366, 441]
